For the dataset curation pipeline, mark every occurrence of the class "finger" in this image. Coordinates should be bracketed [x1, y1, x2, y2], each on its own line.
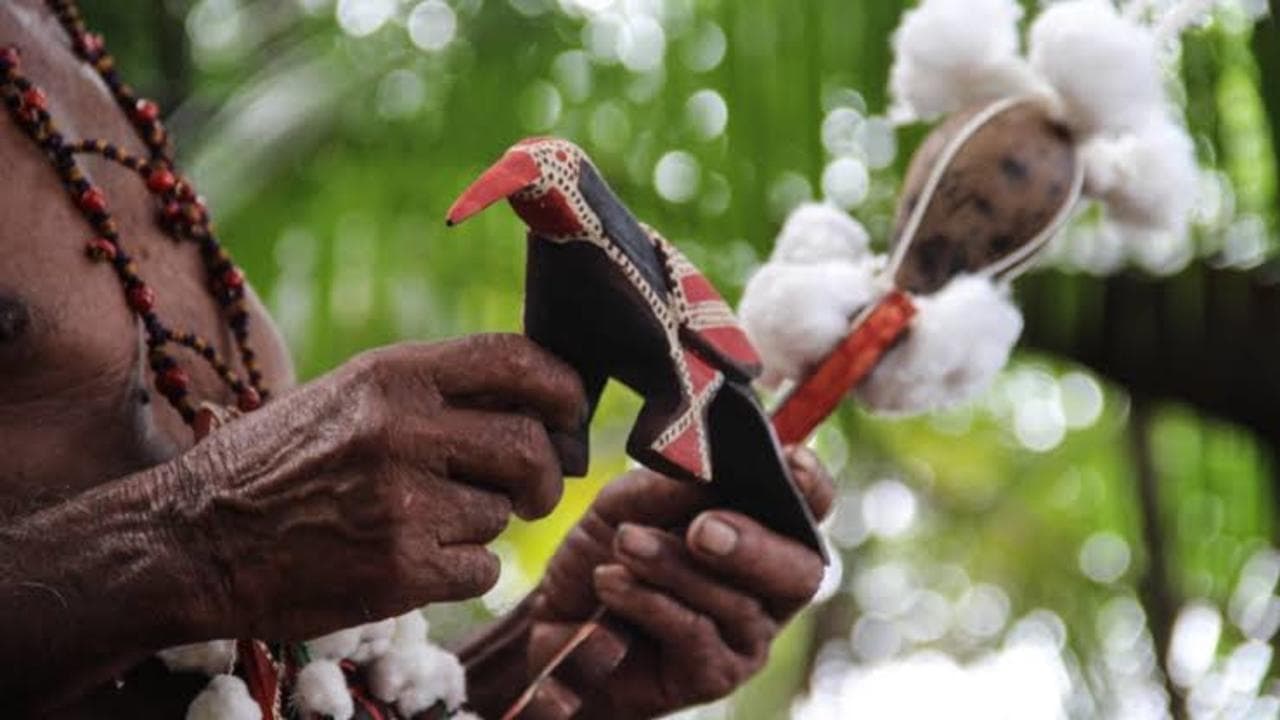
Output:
[784, 446, 836, 521]
[614, 524, 777, 655]
[533, 512, 617, 620]
[529, 618, 630, 689]
[429, 334, 587, 433]
[436, 408, 564, 520]
[685, 510, 825, 618]
[593, 565, 734, 662]
[410, 545, 501, 604]
[426, 481, 512, 546]
[589, 468, 712, 529]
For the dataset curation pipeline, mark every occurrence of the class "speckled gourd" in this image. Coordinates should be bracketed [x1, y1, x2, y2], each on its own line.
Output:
[888, 96, 1084, 295]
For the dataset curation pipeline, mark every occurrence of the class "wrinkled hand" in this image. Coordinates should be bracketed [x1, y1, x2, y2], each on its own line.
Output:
[178, 334, 585, 642]
[523, 447, 835, 719]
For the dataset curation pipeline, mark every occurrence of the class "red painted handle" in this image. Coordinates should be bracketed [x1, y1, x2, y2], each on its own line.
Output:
[770, 290, 916, 445]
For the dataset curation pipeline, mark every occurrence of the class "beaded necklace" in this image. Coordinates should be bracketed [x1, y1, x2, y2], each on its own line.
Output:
[0, 0, 268, 433]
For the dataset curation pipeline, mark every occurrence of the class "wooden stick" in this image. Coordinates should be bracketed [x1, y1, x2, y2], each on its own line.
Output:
[499, 607, 607, 720]
[772, 290, 916, 445]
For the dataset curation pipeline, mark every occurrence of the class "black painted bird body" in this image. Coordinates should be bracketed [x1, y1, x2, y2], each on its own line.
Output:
[447, 137, 821, 552]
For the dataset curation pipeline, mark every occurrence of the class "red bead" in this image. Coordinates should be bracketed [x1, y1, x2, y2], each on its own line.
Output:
[222, 267, 245, 289]
[86, 237, 117, 261]
[237, 387, 262, 412]
[76, 33, 104, 57]
[134, 99, 160, 123]
[78, 187, 107, 214]
[127, 284, 156, 313]
[157, 366, 190, 395]
[0, 47, 20, 70]
[192, 407, 216, 440]
[176, 181, 195, 201]
[184, 202, 206, 225]
[146, 168, 176, 194]
[162, 200, 184, 223]
[22, 87, 47, 112]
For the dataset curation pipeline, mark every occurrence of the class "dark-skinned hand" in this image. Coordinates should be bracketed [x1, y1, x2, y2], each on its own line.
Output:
[519, 447, 835, 719]
[178, 333, 586, 642]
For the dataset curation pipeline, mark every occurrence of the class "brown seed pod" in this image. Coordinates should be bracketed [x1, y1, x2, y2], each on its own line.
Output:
[888, 97, 1084, 295]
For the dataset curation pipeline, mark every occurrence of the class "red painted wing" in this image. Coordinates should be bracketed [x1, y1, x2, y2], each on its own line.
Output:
[646, 228, 763, 381]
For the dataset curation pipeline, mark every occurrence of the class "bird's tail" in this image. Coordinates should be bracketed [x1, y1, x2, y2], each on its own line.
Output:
[629, 347, 725, 484]
[629, 358, 824, 554]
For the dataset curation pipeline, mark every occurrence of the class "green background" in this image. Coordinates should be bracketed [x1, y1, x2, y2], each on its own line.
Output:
[84, 0, 1280, 717]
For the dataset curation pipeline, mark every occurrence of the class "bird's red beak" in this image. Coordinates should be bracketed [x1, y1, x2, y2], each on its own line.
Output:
[446, 151, 541, 226]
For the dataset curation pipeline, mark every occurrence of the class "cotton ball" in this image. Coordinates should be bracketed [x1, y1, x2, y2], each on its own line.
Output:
[857, 276, 1022, 415]
[369, 642, 467, 716]
[889, 0, 1040, 120]
[393, 610, 429, 647]
[350, 618, 397, 663]
[771, 203, 871, 264]
[1082, 119, 1197, 236]
[157, 640, 236, 676]
[1029, 0, 1164, 136]
[368, 648, 412, 703]
[186, 675, 261, 720]
[305, 627, 362, 661]
[295, 660, 354, 720]
[739, 259, 882, 383]
[396, 645, 466, 717]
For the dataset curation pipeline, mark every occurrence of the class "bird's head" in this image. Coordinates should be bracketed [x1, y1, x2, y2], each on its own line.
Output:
[446, 137, 595, 239]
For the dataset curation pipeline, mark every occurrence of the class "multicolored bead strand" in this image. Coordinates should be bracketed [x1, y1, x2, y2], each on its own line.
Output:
[0, 4, 268, 428]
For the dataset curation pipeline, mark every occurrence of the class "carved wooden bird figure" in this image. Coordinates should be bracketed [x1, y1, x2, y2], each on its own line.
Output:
[446, 137, 820, 551]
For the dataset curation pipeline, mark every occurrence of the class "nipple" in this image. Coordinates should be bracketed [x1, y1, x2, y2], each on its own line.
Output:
[0, 295, 30, 343]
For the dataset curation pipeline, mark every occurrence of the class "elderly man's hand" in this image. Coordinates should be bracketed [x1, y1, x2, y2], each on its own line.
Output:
[178, 334, 585, 643]
[522, 447, 835, 719]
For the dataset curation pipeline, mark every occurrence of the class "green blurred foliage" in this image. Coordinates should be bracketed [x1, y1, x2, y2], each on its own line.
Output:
[83, 0, 1280, 716]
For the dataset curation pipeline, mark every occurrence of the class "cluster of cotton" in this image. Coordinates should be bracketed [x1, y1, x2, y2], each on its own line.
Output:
[889, 0, 1205, 245]
[158, 640, 257, 720]
[855, 277, 1023, 415]
[186, 675, 261, 720]
[739, 204, 885, 387]
[889, 0, 1044, 122]
[294, 611, 468, 720]
[166, 610, 469, 720]
[739, 203, 1022, 416]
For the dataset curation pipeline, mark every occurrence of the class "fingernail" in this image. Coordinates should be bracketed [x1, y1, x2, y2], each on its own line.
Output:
[593, 564, 629, 594]
[532, 678, 582, 719]
[618, 524, 660, 560]
[577, 626, 629, 677]
[594, 628, 629, 671]
[692, 515, 738, 556]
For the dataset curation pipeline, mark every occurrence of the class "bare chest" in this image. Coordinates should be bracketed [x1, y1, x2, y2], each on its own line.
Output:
[0, 5, 292, 512]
